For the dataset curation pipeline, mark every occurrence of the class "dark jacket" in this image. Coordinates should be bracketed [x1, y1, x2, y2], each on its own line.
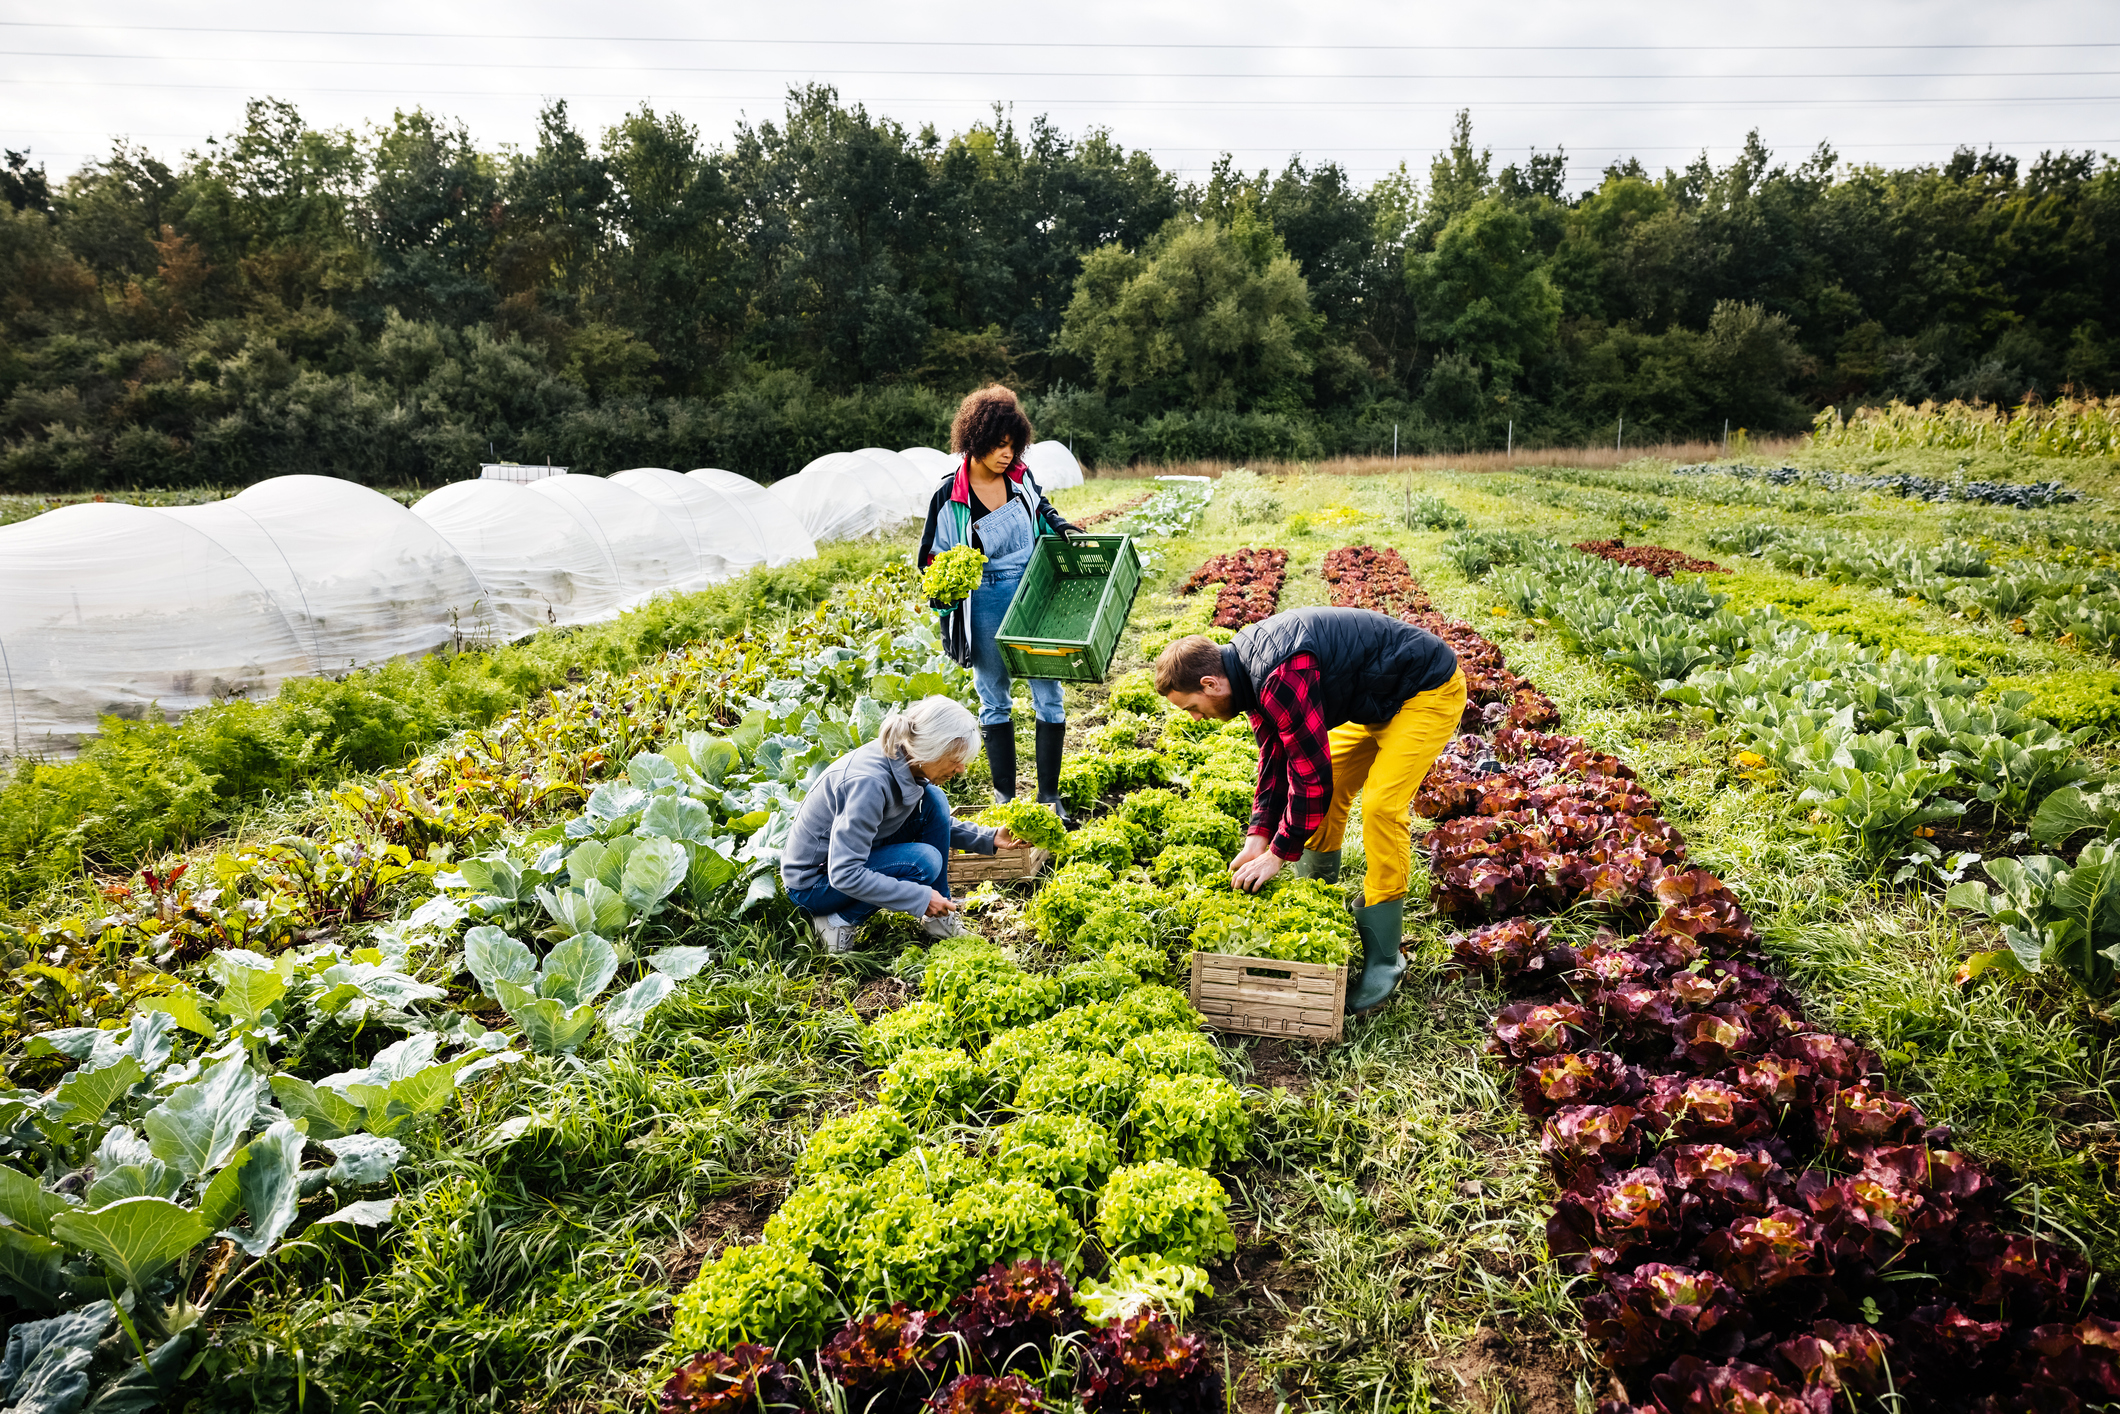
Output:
[781, 741, 996, 914]
[916, 458, 1076, 568]
[1222, 607, 1458, 728]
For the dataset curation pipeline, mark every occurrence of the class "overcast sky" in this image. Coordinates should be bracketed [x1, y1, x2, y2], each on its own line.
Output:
[6, 0, 2118, 193]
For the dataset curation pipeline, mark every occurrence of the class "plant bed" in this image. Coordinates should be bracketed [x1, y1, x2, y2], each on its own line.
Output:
[1188, 951, 1347, 1042]
[1570, 539, 1728, 577]
[1180, 547, 1289, 628]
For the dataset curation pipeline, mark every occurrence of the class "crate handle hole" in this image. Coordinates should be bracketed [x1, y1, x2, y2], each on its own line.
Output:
[1241, 966, 1295, 981]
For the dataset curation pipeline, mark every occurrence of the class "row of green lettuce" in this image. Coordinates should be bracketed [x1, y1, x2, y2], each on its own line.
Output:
[1448, 530, 2120, 995]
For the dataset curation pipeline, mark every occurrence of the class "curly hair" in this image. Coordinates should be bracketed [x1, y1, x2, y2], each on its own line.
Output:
[950, 385, 1034, 460]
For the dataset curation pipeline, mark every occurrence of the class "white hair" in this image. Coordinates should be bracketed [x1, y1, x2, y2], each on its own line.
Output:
[877, 696, 981, 768]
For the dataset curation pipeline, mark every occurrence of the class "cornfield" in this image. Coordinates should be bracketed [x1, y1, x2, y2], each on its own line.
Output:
[1809, 396, 2120, 458]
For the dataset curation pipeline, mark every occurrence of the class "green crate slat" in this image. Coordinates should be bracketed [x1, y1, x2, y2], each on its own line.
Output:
[994, 534, 1142, 682]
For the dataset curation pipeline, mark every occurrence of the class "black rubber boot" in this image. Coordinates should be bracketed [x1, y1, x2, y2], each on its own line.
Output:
[984, 724, 1017, 803]
[1034, 720, 1070, 823]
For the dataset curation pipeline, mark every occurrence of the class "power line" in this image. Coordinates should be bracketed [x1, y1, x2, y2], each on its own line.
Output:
[15, 130, 2113, 150]
[3, 21, 2120, 50]
[8, 50, 2118, 79]
[2, 79, 2110, 108]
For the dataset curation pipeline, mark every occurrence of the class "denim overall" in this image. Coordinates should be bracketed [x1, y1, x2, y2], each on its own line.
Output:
[936, 475, 1066, 728]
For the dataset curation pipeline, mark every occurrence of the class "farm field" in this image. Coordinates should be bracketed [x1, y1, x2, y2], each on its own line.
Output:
[4, 447, 2120, 1414]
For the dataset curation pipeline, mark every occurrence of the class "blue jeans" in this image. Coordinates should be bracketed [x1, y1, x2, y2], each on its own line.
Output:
[970, 574, 1065, 728]
[786, 783, 953, 924]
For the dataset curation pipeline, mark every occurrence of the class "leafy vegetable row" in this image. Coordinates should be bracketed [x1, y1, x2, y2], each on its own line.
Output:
[1733, 526, 2120, 657]
[1350, 557, 2119, 1412]
[1178, 548, 1288, 629]
[1455, 533, 2115, 990]
[1673, 457, 2079, 509]
[1434, 729, 2119, 1414]
[0, 570, 966, 1410]
[1572, 540, 1729, 578]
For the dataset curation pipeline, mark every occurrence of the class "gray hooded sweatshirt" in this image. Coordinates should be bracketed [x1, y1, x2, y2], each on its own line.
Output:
[780, 741, 997, 915]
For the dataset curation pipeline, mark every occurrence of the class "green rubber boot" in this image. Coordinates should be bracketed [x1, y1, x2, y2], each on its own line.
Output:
[1345, 897, 1406, 1013]
[1296, 848, 1341, 883]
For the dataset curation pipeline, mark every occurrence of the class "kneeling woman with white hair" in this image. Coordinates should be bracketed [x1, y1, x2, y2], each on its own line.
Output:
[780, 696, 1028, 952]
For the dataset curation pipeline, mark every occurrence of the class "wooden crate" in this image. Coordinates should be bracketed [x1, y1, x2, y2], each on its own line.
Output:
[949, 846, 1050, 886]
[1189, 951, 1347, 1042]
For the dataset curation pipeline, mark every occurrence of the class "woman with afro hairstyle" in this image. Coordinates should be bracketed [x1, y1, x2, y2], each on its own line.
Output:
[916, 385, 1081, 816]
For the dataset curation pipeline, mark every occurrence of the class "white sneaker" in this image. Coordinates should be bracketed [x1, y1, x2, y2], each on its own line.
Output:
[810, 913, 859, 954]
[920, 913, 967, 940]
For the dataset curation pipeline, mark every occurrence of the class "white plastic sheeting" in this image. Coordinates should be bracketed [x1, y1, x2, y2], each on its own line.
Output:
[769, 454, 919, 543]
[608, 467, 767, 584]
[0, 503, 325, 756]
[0, 452, 945, 755]
[855, 448, 939, 511]
[685, 469, 818, 568]
[412, 480, 628, 633]
[899, 446, 956, 480]
[160, 476, 489, 672]
[524, 474, 708, 606]
[1023, 441, 1085, 489]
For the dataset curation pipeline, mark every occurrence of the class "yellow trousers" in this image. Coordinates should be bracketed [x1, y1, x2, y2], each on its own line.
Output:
[1306, 667, 1468, 905]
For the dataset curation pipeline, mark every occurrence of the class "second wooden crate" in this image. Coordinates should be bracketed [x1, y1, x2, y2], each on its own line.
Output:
[1189, 951, 1347, 1043]
[949, 846, 1050, 886]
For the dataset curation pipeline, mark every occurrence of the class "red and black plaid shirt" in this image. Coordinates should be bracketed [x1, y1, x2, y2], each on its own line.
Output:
[1247, 652, 1332, 861]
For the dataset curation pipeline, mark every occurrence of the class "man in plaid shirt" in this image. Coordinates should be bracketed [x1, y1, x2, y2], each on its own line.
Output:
[1156, 608, 1466, 1013]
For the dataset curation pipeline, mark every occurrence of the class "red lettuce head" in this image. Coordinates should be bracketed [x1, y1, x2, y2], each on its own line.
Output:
[1665, 1144, 1787, 1217]
[1889, 1302, 2007, 1390]
[1518, 1052, 1643, 1117]
[1646, 1356, 1828, 1414]
[1449, 917, 1572, 981]
[662, 1345, 807, 1414]
[1776, 1320, 1893, 1397]
[1727, 1054, 1809, 1110]
[1961, 1226, 2081, 1323]
[1541, 1104, 1644, 1172]
[946, 1260, 1085, 1376]
[925, 1374, 1045, 1414]
[1641, 1075, 1772, 1144]
[819, 1304, 948, 1400]
[2018, 1315, 2120, 1405]
[1774, 1033, 1880, 1086]
[1816, 1080, 1926, 1153]
[1489, 1000, 1594, 1060]
[1584, 1265, 1749, 1372]
[1698, 1208, 1825, 1296]
[1079, 1311, 1222, 1413]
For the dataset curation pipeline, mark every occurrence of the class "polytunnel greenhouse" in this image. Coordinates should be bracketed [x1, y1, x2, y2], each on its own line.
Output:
[682, 468, 818, 568]
[0, 466, 831, 758]
[769, 454, 920, 543]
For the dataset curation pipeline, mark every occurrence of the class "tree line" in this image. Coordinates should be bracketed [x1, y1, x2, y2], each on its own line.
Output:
[2, 88, 2115, 489]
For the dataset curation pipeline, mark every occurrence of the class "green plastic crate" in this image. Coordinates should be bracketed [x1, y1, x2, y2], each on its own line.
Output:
[995, 535, 1142, 682]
